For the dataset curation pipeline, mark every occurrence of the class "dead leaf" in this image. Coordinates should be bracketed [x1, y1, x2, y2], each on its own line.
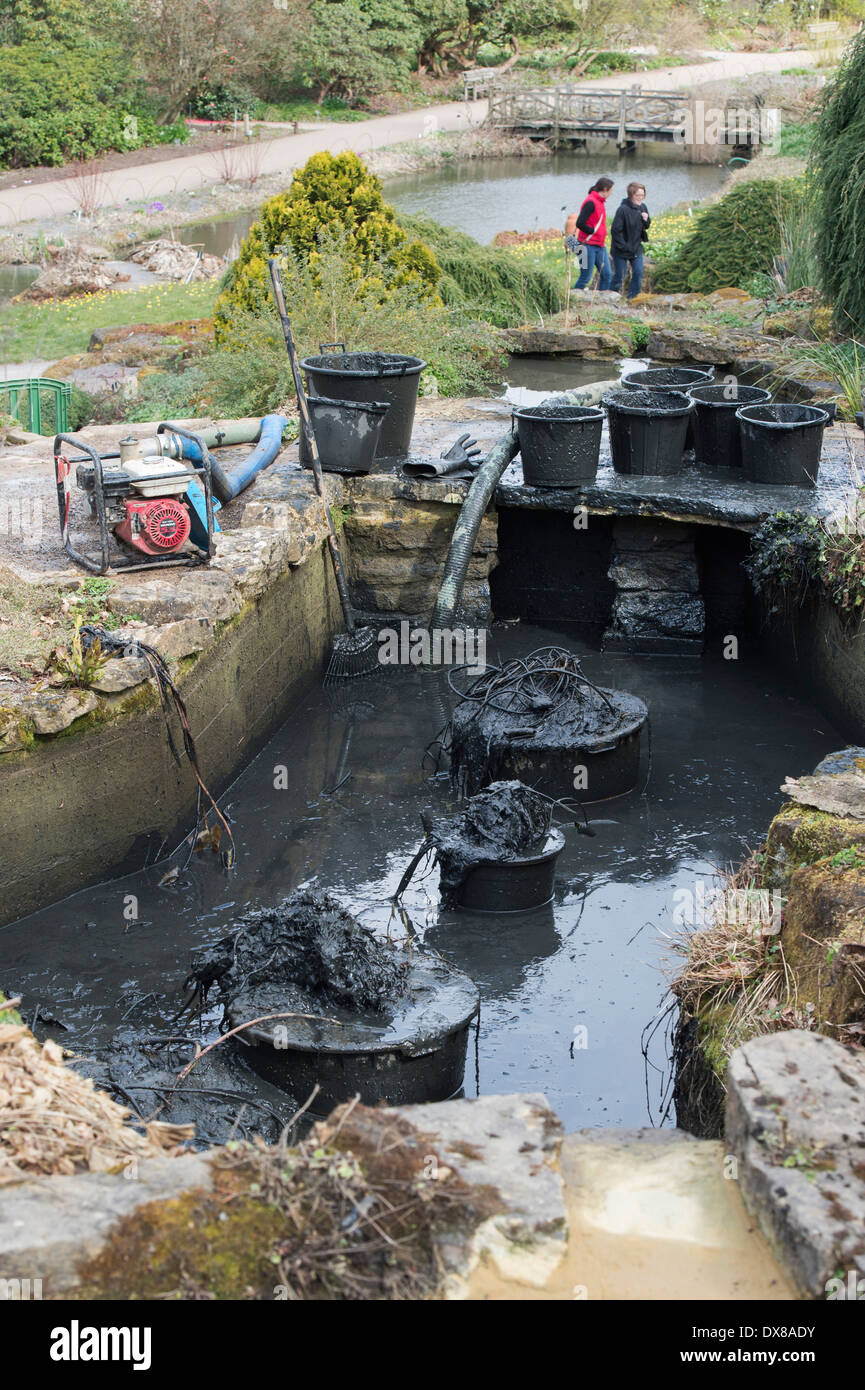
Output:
[158, 867, 180, 887]
[193, 823, 222, 854]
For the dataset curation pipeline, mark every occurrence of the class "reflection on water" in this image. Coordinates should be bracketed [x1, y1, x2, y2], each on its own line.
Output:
[177, 214, 256, 259]
[385, 148, 729, 243]
[502, 354, 644, 406]
[0, 263, 38, 305]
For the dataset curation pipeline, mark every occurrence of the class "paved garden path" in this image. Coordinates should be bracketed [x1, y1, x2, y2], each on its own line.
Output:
[0, 49, 817, 228]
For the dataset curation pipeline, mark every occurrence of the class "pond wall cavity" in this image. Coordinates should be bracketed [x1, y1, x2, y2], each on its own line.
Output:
[757, 593, 865, 741]
[0, 546, 341, 927]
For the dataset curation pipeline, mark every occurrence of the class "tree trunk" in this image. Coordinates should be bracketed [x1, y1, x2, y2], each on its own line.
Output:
[499, 37, 519, 74]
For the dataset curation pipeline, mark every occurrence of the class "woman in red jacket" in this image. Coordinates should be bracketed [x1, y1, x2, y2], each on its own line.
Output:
[572, 177, 614, 291]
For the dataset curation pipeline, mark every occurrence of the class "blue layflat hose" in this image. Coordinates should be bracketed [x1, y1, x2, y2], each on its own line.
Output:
[172, 414, 287, 504]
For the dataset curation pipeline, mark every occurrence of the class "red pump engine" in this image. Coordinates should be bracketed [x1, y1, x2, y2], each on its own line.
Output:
[114, 497, 192, 556]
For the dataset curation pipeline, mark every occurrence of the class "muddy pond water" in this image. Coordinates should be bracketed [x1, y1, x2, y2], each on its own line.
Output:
[1, 623, 842, 1136]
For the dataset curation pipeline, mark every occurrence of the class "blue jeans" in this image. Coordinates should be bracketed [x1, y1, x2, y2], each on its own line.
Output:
[610, 252, 644, 299]
[574, 244, 611, 291]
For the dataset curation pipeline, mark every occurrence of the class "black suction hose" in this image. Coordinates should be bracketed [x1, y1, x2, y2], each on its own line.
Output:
[430, 379, 618, 631]
[430, 429, 519, 630]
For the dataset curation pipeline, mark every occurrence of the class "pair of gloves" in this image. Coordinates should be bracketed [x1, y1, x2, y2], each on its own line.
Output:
[402, 433, 483, 480]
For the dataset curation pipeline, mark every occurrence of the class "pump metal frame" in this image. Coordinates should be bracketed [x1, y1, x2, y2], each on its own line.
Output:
[53, 425, 217, 575]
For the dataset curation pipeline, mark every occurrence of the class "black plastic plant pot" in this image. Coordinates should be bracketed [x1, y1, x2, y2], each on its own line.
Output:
[621, 365, 713, 448]
[604, 389, 695, 477]
[513, 403, 603, 488]
[300, 350, 426, 458]
[621, 366, 714, 393]
[450, 690, 648, 803]
[687, 384, 771, 469]
[298, 396, 390, 474]
[456, 829, 565, 913]
[227, 952, 479, 1115]
[735, 402, 829, 488]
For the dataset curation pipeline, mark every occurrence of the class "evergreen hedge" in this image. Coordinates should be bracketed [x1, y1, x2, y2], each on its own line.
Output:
[811, 28, 865, 335]
[651, 178, 804, 295]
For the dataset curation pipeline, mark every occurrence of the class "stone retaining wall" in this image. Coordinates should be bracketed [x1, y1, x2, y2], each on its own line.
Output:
[1, 518, 341, 926]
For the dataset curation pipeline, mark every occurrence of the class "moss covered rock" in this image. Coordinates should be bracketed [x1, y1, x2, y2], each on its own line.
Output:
[781, 858, 865, 1030]
[763, 801, 865, 888]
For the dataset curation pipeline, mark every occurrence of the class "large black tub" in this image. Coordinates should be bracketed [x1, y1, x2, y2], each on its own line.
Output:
[621, 365, 714, 394]
[622, 365, 713, 449]
[687, 384, 771, 469]
[228, 953, 479, 1113]
[187, 888, 479, 1115]
[513, 402, 603, 487]
[457, 828, 565, 912]
[604, 389, 694, 478]
[449, 647, 648, 803]
[298, 395, 389, 474]
[736, 402, 828, 488]
[300, 349, 425, 458]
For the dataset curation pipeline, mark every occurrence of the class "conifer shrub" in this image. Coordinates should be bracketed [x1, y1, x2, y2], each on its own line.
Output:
[651, 178, 805, 294]
[811, 28, 865, 334]
[214, 152, 441, 341]
[397, 213, 562, 326]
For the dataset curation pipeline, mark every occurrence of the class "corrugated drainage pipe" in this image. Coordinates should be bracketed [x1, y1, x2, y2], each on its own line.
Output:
[430, 380, 618, 630]
[430, 428, 519, 631]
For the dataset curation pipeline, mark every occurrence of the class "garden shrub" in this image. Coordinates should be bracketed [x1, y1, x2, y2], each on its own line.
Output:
[155, 233, 504, 417]
[0, 44, 188, 168]
[214, 152, 441, 341]
[811, 27, 865, 335]
[651, 178, 805, 294]
[396, 213, 562, 327]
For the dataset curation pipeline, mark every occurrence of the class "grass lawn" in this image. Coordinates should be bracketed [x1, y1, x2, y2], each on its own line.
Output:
[1, 279, 220, 364]
[0, 570, 143, 678]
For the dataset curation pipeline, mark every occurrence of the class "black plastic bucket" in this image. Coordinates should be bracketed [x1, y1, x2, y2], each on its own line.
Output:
[687, 384, 771, 469]
[622, 366, 714, 449]
[622, 366, 715, 393]
[736, 402, 829, 487]
[298, 395, 389, 474]
[604, 388, 695, 477]
[300, 348, 426, 457]
[513, 403, 603, 488]
[456, 829, 565, 913]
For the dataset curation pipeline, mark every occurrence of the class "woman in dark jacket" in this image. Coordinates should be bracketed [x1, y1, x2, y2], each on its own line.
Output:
[609, 182, 651, 299]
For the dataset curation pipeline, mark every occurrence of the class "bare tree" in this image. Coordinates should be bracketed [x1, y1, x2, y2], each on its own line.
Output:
[68, 158, 109, 219]
[133, 0, 308, 123]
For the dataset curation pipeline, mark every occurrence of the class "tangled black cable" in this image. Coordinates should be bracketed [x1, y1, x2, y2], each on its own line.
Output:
[80, 624, 235, 868]
[446, 646, 615, 718]
[423, 646, 620, 773]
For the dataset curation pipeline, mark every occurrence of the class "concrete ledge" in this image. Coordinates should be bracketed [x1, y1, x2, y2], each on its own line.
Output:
[0, 1093, 565, 1300]
[726, 1031, 865, 1299]
[0, 1153, 215, 1296]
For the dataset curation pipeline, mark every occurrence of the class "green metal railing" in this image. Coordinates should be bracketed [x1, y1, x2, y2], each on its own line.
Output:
[0, 378, 71, 435]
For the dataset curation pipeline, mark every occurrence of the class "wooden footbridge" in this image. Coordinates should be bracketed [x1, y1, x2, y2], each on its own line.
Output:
[485, 83, 766, 153]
